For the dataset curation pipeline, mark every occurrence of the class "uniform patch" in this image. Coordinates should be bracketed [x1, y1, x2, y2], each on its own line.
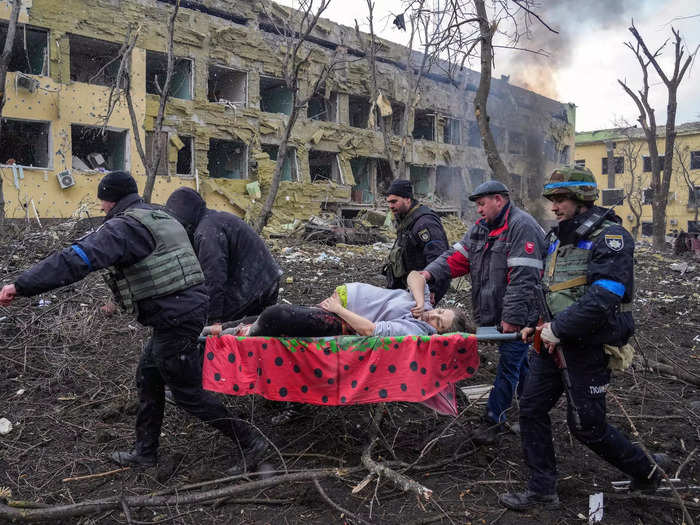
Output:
[589, 384, 608, 395]
[418, 228, 431, 243]
[604, 234, 624, 252]
[524, 241, 535, 254]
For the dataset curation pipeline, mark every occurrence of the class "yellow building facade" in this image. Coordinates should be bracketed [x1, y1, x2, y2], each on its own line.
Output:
[575, 122, 700, 238]
[1, 0, 575, 230]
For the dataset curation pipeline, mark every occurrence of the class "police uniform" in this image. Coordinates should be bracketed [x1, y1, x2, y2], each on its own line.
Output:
[385, 202, 449, 303]
[501, 167, 664, 510]
[13, 174, 260, 466]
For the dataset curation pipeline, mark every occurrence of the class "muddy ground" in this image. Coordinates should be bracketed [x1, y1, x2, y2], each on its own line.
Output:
[0, 221, 699, 525]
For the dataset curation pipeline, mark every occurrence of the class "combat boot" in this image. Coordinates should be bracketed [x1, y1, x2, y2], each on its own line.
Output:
[629, 453, 672, 493]
[226, 436, 269, 475]
[110, 449, 157, 468]
[499, 490, 560, 511]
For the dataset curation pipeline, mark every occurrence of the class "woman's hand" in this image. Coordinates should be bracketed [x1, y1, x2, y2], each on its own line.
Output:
[319, 291, 343, 314]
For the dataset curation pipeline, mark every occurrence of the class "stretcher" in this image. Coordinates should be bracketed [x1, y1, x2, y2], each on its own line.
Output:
[201, 327, 516, 416]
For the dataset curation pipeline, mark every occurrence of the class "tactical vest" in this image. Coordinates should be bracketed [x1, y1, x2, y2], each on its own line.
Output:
[543, 219, 633, 315]
[107, 208, 204, 314]
[386, 204, 436, 282]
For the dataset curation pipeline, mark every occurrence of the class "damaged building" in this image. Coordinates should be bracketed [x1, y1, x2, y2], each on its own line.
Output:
[0, 0, 575, 230]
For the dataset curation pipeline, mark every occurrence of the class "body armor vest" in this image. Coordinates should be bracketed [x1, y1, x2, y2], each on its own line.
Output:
[107, 208, 204, 314]
[543, 219, 620, 316]
[386, 204, 435, 282]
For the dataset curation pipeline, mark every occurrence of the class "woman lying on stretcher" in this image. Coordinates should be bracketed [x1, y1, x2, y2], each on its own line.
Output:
[205, 271, 471, 338]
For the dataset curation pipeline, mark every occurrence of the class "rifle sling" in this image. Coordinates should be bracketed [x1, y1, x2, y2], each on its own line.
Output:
[548, 275, 587, 292]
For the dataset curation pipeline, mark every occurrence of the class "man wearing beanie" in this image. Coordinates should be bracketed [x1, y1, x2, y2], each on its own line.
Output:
[382, 179, 449, 304]
[0, 171, 267, 474]
[166, 187, 282, 324]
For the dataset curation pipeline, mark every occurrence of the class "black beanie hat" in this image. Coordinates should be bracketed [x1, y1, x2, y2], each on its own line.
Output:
[385, 179, 413, 199]
[97, 171, 138, 202]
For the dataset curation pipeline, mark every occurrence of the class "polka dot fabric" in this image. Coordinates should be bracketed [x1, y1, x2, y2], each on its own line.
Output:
[202, 333, 479, 410]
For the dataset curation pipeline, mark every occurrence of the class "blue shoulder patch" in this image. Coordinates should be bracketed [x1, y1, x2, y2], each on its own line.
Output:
[576, 240, 593, 250]
[547, 240, 559, 254]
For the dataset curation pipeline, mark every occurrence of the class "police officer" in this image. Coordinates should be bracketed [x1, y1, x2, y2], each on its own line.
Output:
[383, 179, 449, 304]
[422, 180, 545, 444]
[499, 167, 670, 511]
[166, 187, 283, 324]
[0, 172, 266, 473]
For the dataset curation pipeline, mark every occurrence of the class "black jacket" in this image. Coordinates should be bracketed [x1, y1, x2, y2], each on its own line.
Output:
[166, 188, 282, 323]
[386, 202, 449, 302]
[14, 193, 208, 329]
[549, 206, 635, 347]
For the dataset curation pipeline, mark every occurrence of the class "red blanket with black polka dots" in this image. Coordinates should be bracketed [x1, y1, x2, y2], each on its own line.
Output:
[202, 333, 479, 415]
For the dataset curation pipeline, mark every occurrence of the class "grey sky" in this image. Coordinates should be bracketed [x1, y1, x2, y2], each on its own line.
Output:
[275, 0, 699, 132]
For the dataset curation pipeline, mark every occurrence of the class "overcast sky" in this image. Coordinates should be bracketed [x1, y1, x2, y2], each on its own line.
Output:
[275, 0, 699, 132]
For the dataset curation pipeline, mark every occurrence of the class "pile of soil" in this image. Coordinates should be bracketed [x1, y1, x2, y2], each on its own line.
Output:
[0, 222, 698, 524]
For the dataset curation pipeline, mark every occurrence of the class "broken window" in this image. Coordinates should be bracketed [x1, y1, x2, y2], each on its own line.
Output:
[643, 188, 654, 205]
[0, 22, 48, 75]
[176, 136, 194, 176]
[641, 222, 653, 236]
[412, 110, 435, 141]
[601, 156, 624, 175]
[508, 131, 525, 155]
[307, 90, 337, 122]
[469, 168, 485, 189]
[145, 131, 169, 176]
[443, 118, 461, 145]
[689, 186, 700, 208]
[391, 102, 405, 135]
[208, 65, 246, 106]
[261, 145, 297, 181]
[350, 157, 373, 203]
[574, 159, 586, 168]
[601, 188, 624, 206]
[71, 125, 127, 171]
[436, 167, 462, 205]
[146, 50, 193, 100]
[376, 159, 393, 195]
[260, 76, 292, 115]
[410, 165, 432, 195]
[349, 95, 370, 128]
[543, 139, 556, 161]
[309, 150, 341, 183]
[0, 118, 50, 168]
[467, 120, 481, 148]
[692, 151, 700, 170]
[69, 34, 123, 86]
[689, 221, 700, 234]
[208, 139, 247, 179]
[559, 145, 570, 164]
[643, 155, 665, 172]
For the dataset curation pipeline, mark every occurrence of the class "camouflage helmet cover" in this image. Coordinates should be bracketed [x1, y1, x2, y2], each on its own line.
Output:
[543, 166, 599, 202]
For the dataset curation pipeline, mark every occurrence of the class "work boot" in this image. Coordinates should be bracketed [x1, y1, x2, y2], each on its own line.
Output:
[110, 450, 157, 468]
[629, 453, 672, 493]
[471, 418, 503, 445]
[226, 437, 269, 475]
[499, 490, 560, 511]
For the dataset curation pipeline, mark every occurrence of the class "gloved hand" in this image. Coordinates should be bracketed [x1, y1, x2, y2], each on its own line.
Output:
[200, 323, 223, 338]
[540, 323, 560, 345]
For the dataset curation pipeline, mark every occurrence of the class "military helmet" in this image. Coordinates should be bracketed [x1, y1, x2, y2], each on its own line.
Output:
[543, 166, 598, 202]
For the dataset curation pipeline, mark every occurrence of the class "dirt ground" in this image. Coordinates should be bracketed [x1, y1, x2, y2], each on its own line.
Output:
[0, 220, 698, 525]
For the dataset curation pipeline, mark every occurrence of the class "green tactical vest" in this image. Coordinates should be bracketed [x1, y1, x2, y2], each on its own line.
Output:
[107, 208, 204, 314]
[543, 219, 619, 316]
[386, 204, 426, 281]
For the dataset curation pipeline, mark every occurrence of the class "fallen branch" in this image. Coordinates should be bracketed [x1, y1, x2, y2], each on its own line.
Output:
[640, 359, 700, 387]
[0, 467, 361, 523]
[313, 477, 373, 525]
[62, 467, 130, 483]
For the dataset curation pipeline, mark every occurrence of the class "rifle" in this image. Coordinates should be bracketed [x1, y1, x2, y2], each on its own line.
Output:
[533, 284, 582, 430]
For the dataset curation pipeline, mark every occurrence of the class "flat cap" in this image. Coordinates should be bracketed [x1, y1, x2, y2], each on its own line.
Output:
[469, 180, 509, 201]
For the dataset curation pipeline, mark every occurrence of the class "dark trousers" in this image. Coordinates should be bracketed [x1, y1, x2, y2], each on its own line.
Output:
[519, 346, 653, 495]
[135, 321, 254, 456]
[226, 278, 280, 321]
[248, 304, 349, 337]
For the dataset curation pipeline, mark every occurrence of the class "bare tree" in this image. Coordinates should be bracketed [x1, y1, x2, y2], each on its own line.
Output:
[0, 0, 22, 219]
[254, 0, 338, 234]
[674, 143, 698, 223]
[102, 0, 180, 203]
[614, 126, 646, 239]
[618, 22, 698, 249]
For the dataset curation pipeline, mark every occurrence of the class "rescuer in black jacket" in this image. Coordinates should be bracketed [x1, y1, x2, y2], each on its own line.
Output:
[166, 187, 283, 324]
[382, 179, 449, 304]
[0, 172, 266, 473]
